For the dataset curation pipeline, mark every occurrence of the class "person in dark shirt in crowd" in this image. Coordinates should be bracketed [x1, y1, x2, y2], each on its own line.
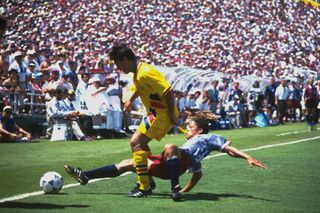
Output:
[0, 105, 31, 142]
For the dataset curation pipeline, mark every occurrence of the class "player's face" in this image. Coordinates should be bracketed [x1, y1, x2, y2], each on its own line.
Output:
[185, 120, 202, 140]
[113, 58, 131, 74]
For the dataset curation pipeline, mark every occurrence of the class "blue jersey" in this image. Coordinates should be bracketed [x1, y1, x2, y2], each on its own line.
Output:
[0, 115, 16, 133]
[180, 134, 230, 172]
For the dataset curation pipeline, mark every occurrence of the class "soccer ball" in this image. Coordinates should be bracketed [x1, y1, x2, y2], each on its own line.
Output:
[40, 171, 63, 194]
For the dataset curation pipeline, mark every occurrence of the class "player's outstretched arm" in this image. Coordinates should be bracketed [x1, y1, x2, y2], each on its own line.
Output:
[180, 172, 202, 193]
[224, 144, 267, 169]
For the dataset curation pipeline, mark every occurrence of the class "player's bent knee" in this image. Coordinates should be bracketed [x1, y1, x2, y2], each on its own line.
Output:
[164, 144, 179, 157]
[164, 144, 178, 151]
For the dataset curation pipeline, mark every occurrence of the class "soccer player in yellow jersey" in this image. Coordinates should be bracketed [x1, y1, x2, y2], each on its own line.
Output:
[109, 44, 179, 197]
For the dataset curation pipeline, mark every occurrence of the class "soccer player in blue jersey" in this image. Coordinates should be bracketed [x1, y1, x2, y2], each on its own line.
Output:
[65, 112, 267, 201]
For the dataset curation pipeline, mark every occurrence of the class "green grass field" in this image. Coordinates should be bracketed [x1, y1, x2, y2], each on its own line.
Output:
[0, 123, 319, 213]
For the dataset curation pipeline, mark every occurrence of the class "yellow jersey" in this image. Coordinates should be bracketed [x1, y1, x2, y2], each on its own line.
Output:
[133, 63, 172, 116]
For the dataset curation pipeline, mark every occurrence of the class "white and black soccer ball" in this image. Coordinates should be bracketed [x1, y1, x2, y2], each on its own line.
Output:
[40, 171, 63, 194]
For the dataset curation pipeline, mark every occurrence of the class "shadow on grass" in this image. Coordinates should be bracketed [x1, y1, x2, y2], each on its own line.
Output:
[76, 192, 278, 202]
[0, 201, 90, 209]
[183, 192, 278, 202]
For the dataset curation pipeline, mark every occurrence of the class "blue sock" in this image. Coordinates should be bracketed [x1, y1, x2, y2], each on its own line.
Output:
[83, 165, 120, 179]
[167, 157, 179, 189]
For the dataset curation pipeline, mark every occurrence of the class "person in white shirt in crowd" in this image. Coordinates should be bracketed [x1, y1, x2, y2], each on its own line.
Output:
[84, 76, 103, 116]
[224, 94, 242, 128]
[43, 68, 61, 138]
[104, 75, 124, 134]
[75, 73, 90, 111]
[118, 79, 133, 134]
[8, 51, 27, 92]
[66, 90, 95, 139]
[92, 75, 124, 135]
[59, 73, 74, 92]
[275, 79, 290, 124]
[25, 49, 40, 72]
[47, 86, 91, 141]
[26, 61, 38, 75]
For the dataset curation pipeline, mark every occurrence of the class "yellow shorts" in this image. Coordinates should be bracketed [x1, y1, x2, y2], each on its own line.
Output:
[138, 108, 178, 141]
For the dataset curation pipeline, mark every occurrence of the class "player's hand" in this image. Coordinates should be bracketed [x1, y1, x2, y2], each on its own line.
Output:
[26, 132, 31, 142]
[9, 133, 17, 140]
[248, 157, 267, 169]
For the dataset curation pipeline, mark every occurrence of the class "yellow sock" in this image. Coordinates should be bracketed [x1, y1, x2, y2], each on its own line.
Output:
[133, 150, 150, 190]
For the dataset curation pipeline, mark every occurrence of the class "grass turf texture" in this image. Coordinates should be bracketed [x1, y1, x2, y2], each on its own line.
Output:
[0, 122, 319, 212]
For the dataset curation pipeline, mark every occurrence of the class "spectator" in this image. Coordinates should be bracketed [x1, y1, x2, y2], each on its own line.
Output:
[47, 87, 91, 141]
[1, 1, 319, 76]
[275, 79, 289, 124]
[0, 105, 31, 142]
[8, 51, 27, 91]
[206, 80, 219, 114]
[43, 68, 61, 102]
[264, 78, 277, 123]
[224, 94, 243, 128]
[303, 78, 319, 130]
[91, 75, 125, 135]
[2, 68, 23, 108]
[287, 81, 301, 122]
[25, 49, 40, 72]
[247, 80, 264, 126]
[103, 75, 124, 134]
[67, 61, 79, 89]
[66, 90, 95, 139]
[84, 76, 102, 115]
[75, 72, 90, 110]
[59, 73, 74, 91]
[228, 82, 243, 102]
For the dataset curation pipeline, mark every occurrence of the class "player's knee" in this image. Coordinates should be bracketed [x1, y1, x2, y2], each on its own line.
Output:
[164, 144, 178, 156]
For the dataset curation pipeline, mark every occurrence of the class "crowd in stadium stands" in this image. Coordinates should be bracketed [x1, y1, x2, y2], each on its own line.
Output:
[0, 0, 319, 139]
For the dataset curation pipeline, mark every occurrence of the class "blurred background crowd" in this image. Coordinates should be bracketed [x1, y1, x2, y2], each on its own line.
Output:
[0, 0, 319, 140]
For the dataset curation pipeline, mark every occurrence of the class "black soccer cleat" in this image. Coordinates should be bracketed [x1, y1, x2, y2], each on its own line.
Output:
[131, 181, 156, 193]
[127, 187, 152, 198]
[171, 185, 182, 202]
[64, 165, 89, 185]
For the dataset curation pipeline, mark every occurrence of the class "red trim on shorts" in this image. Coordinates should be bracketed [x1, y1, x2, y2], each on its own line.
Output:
[148, 150, 191, 180]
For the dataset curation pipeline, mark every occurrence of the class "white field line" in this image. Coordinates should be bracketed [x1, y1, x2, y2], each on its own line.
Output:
[276, 128, 319, 136]
[1, 136, 320, 203]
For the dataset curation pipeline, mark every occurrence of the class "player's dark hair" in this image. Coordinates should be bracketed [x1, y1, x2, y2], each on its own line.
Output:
[109, 44, 136, 61]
